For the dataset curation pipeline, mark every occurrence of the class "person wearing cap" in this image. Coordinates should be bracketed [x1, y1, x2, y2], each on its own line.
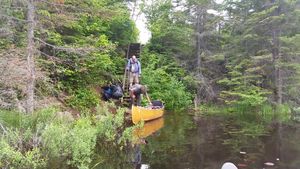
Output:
[126, 55, 141, 87]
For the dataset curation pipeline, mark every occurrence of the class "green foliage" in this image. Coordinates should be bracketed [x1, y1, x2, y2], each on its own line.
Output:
[141, 52, 192, 110]
[220, 0, 300, 108]
[96, 109, 125, 142]
[68, 118, 98, 169]
[66, 88, 100, 111]
[32, 0, 138, 110]
[0, 109, 23, 128]
[0, 103, 136, 169]
[198, 103, 292, 124]
[42, 123, 71, 158]
[95, 103, 136, 145]
[0, 140, 45, 169]
[218, 58, 270, 109]
[142, 68, 192, 110]
[143, 0, 193, 56]
[220, 86, 269, 107]
[41, 116, 98, 169]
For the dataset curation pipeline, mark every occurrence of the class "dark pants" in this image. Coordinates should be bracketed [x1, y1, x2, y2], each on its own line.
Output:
[131, 94, 141, 106]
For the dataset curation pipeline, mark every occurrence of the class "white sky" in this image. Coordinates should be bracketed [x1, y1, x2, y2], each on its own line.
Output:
[135, 13, 151, 44]
[132, 0, 224, 44]
[215, 0, 224, 4]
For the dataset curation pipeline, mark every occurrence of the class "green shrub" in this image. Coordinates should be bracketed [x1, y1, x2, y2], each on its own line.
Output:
[69, 118, 98, 169]
[219, 85, 269, 112]
[0, 109, 23, 128]
[141, 63, 192, 110]
[66, 88, 100, 111]
[42, 123, 71, 158]
[42, 117, 98, 169]
[0, 128, 46, 169]
[96, 106, 126, 142]
[1, 104, 137, 169]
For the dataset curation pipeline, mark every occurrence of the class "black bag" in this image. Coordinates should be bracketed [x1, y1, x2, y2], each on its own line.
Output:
[111, 85, 123, 99]
[102, 86, 112, 101]
[151, 100, 163, 107]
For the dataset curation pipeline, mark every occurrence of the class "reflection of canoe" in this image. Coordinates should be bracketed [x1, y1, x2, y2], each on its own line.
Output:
[133, 117, 164, 139]
[132, 105, 164, 124]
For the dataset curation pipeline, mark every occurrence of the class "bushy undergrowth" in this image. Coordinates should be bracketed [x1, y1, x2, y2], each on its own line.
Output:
[198, 103, 291, 123]
[0, 103, 136, 169]
[141, 52, 193, 110]
[66, 88, 100, 112]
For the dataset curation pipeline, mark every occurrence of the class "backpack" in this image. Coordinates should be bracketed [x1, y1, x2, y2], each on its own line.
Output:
[111, 85, 123, 99]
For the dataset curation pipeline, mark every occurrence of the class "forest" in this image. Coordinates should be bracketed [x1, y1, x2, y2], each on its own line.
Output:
[0, 0, 299, 169]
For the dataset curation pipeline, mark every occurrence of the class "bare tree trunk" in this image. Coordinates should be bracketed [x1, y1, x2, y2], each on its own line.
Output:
[271, 2, 283, 104]
[272, 29, 282, 104]
[194, 92, 200, 109]
[26, 0, 36, 113]
[276, 66, 283, 104]
[194, 6, 202, 109]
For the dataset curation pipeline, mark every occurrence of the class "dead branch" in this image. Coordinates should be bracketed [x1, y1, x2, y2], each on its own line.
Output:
[35, 38, 96, 56]
[0, 122, 7, 134]
[38, 0, 92, 13]
[0, 13, 28, 22]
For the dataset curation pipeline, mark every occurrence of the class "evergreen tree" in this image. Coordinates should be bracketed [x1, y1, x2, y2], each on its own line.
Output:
[221, 0, 300, 107]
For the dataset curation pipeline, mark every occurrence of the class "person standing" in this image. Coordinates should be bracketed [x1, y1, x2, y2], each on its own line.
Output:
[126, 55, 141, 87]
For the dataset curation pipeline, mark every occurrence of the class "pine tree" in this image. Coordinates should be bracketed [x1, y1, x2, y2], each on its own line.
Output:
[221, 0, 300, 106]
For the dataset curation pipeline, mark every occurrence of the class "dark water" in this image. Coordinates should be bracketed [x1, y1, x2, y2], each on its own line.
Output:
[130, 112, 300, 169]
[91, 111, 300, 169]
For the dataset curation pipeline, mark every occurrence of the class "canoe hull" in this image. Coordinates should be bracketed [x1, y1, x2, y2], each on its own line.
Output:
[132, 105, 164, 124]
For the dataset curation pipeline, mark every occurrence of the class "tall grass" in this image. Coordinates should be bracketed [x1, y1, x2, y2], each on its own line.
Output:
[0, 103, 136, 169]
[198, 103, 292, 123]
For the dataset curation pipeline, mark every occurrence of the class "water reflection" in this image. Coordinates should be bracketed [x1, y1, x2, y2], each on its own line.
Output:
[131, 118, 164, 169]
[93, 111, 300, 169]
[133, 117, 164, 139]
[141, 112, 300, 169]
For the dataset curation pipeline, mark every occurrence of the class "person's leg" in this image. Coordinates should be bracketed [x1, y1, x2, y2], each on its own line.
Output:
[136, 94, 141, 106]
[130, 96, 134, 106]
[129, 72, 134, 87]
[134, 73, 139, 84]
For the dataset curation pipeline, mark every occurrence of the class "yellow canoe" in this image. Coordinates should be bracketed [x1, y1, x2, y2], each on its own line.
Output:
[131, 105, 164, 124]
[133, 117, 164, 139]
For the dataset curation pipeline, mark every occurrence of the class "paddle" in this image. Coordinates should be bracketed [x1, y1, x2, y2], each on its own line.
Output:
[144, 91, 152, 106]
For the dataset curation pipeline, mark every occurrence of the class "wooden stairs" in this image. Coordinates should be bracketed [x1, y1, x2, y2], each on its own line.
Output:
[121, 43, 142, 107]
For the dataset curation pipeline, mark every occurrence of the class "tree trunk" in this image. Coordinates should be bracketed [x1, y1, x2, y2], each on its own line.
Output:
[276, 66, 283, 104]
[194, 6, 202, 108]
[271, 2, 282, 104]
[272, 29, 282, 104]
[26, 0, 36, 113]
[194, 89, 201, 109]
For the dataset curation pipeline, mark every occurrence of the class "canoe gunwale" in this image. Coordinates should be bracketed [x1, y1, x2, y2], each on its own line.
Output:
[131, 105, 164, 124]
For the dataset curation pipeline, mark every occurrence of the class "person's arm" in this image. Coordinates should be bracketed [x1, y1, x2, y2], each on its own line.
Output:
[145, 91, 152, 105]
[126, 59, 131, 70]
[138, 61, 141, 75]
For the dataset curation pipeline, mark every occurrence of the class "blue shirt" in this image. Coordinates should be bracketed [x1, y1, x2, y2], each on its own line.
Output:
[127, 58, 141, 74]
